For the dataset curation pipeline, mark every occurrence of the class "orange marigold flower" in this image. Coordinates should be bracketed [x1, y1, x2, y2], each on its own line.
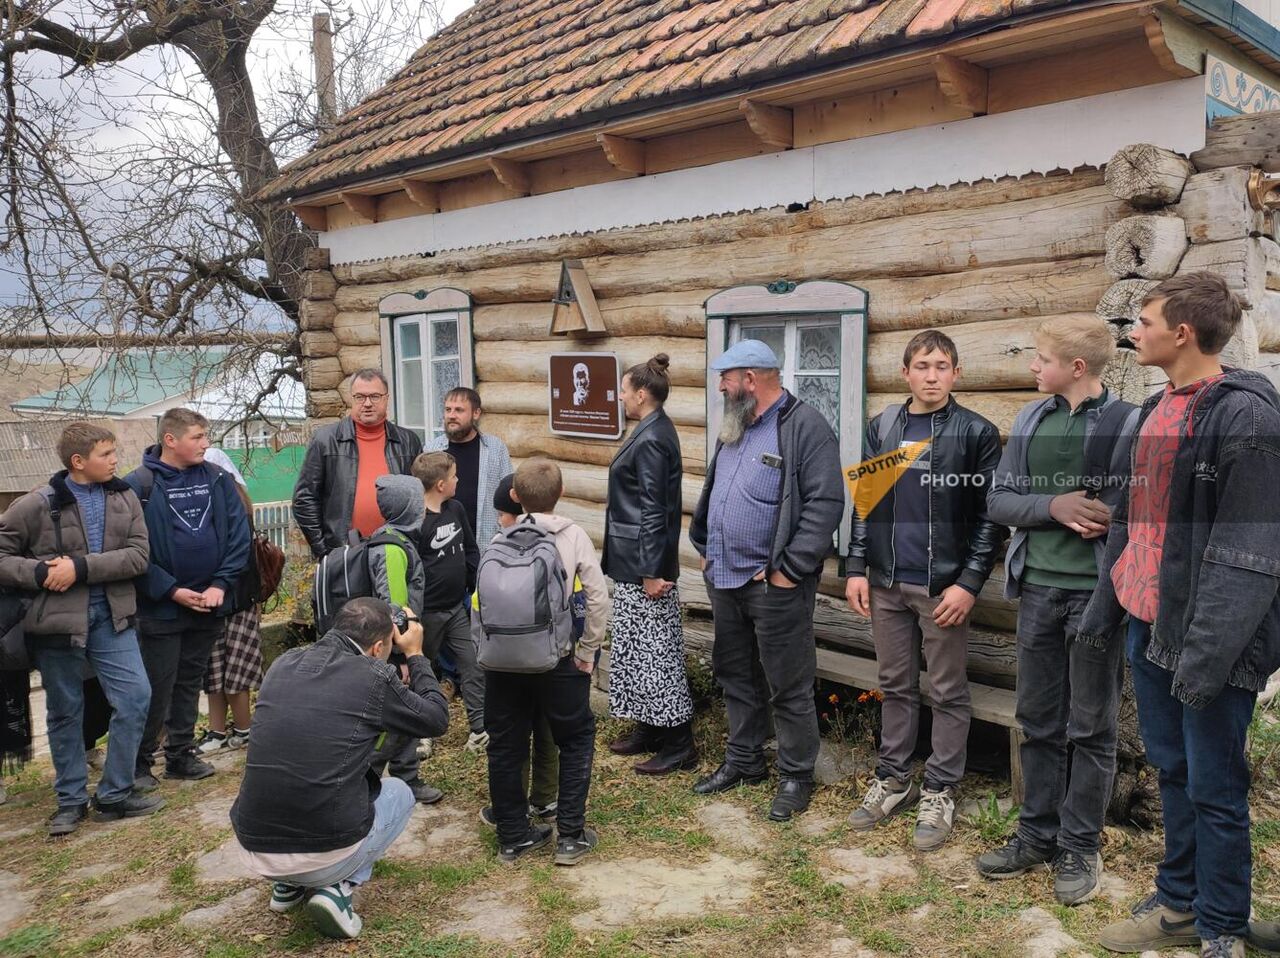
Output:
[828, 693, 839, 705]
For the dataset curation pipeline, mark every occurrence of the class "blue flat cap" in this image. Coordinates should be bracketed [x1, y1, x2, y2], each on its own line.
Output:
[710, 339, 781, 371]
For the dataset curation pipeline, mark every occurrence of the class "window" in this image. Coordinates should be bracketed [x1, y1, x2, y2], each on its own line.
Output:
[379, 288, 475, 443]
[218, 420, 272, 450]
[705, 281, 868, 557]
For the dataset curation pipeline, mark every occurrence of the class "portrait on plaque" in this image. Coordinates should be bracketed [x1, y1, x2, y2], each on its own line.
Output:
[548, 352, 622, 439]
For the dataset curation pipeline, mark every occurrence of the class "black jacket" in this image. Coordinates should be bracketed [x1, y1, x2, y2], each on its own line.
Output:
[847, 397, 1005, 595]
[691, 392, 845, 583]
[292, 416, 423, 557]
[1077, 369, 1280, 708]
[603, 410, 683, 583]
[231, 631, 448, 853]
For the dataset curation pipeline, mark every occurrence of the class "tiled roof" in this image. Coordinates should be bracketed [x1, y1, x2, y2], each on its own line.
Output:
[265, 0, 1072, 202]
[0, 419, 156, 494]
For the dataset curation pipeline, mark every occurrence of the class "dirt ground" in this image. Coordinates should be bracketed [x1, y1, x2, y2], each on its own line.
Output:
[0, 687, 1275, 958]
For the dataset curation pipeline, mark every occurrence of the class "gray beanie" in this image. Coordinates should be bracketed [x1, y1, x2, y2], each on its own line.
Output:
[375, 474, 425, 533]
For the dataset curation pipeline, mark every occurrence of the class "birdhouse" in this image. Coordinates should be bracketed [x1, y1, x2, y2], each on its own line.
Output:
[550, 259, 607, 337]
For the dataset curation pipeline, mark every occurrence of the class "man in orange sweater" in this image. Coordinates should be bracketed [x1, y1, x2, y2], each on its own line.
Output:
[293, 369, 424, 557]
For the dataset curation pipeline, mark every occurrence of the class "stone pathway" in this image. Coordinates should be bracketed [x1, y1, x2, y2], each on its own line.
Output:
[797, 813, 842, 838]
[562, 854, 763, 930]
[438, 879, 533, 944]
[195, 794, 236, 830]
[195, 838, 256, 884]
[180, 887, 262, 930]
[85, 878, 172, 932]
[0, 870, 34, 934]
[1016, 906, 1083, 958]
[695, 801, 767, 851]
[821, 847, 916, 891]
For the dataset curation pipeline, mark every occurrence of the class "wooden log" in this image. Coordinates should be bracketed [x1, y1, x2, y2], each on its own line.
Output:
[483, 414, 708, 474]
[476, 337, 705, 387]
[1176, 167, 1270, 245]
[1178, 238, 1267, 309]
[332, 186, 1125, 309]
[483, 381, 706, 426]
[299, 331, 339, 359]
[1104, 215, 1188, 280]
[1104, 143, 1195, 206]
[306, 389, 345, 419]
[863, 258, 1112, 331]
[1256, 352, 1280, 392]
[1191, 112, 1280, 173]
[331, 170, 1106, 286]
[1220, 310, 1260, 371]
[1251, 291, 1280, 352]
[868, 391, 1042, 442]
[514, 459, 704, 517]
[677, 571, 1017, 686]
[338, 345, 383, 377]
[303, 247, 331, 271]
[1101, 348, 1151, 402]
[867, 317, 1039, 391]
[303, 357, 344, 391]
[302, 270, 338, 301]
[333, 310, 382, 346]
[473, 293, 708, 341]
[1266, 238, 1280, 291]
[1097, 278, 1158, 326]
[299, 299, 336, 332]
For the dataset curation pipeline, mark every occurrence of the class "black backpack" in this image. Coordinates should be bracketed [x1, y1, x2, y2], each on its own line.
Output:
[311, 529, 413, 635]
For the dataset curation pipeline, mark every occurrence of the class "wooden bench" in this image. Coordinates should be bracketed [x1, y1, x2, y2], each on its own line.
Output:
[678, 615, 1025, 802]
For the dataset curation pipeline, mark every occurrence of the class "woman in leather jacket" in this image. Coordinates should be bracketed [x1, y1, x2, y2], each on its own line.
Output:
[601, 354, 697, 775]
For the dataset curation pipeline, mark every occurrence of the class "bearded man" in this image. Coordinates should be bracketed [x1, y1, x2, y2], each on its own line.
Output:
[689, 339, 845, 822]
[424, 387, 512, 548]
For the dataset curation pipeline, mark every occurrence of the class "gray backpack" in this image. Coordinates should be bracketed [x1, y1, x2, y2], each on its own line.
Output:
[471, 519, 573, 673]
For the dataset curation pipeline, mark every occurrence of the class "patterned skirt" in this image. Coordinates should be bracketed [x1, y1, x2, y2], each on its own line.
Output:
[204, 607, 265, 695]
[608, 583, 694, 727]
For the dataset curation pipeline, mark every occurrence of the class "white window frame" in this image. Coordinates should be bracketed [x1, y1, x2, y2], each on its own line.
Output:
[705, 280, 868, 559]
[378, 287, 475, 443]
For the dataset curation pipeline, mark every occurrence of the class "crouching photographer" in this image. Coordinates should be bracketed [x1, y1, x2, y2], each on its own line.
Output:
[231, 598, 448, 940]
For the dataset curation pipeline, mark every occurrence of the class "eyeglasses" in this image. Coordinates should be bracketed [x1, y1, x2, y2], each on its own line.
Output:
[352, 393, 387, 405]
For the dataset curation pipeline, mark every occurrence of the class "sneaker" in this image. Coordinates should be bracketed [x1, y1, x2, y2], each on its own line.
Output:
[913, 786, 956, 852]
[132, 772, 160, 793]
[47, 803, 88, 836]
[478, 805, 498, 827]
[164, 751, 215, 781]
[416, 739, 434, 761]
[91, 792, 165, 821]
[465, 730, 490, 754]
[1053, 849, 1101, 906]
[1201, 936, 1246, 958]
[305, 881, 362, 939]
[269, 881, 306, 914]
[976, 835, 1056, 879]
[226, 728, 250, 750]
[1098, 891, 1198, 953]
[530, 800, 558, 822]
[848, 776, 919, 831]
[555, 827, 599, 866]
[498, 823, 554, 863]
[85, 747, 105, 771]
[405, 780, 444, 804]
[195, 731, 227, 755]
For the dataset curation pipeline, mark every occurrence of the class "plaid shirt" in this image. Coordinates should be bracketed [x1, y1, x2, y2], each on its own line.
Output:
[704, 393, 787, 589]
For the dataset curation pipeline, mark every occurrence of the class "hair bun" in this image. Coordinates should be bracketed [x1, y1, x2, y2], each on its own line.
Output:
[648, 353, 670, 374]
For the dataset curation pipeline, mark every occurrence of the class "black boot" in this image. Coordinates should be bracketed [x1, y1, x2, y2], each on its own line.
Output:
[634, 721, 698, 775]
[608, 722, 661, 756]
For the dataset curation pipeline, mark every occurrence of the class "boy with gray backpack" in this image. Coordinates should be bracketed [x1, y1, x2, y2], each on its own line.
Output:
[475, 458, 607, 865]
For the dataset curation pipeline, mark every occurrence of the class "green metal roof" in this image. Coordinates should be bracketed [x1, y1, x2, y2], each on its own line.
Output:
[11, 348, 228, 416]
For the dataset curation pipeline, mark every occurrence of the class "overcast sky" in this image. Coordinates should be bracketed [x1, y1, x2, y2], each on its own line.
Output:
[0, 0, 476, 311]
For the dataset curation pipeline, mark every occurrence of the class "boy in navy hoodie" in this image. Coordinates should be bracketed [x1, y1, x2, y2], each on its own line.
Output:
[127, 408, 249, 789]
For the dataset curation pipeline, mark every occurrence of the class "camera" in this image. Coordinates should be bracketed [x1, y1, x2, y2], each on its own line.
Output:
[389, 607, 409, 633]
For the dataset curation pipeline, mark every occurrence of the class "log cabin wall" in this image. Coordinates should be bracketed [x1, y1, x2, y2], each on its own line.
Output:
[297, 117, 1280, 691]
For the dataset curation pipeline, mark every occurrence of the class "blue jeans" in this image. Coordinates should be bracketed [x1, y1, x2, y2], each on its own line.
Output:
[35, 604, 151, 806]
[1014, 585, 1124, 854]
[1127, 619, 1256, 938]
[269, 777, 415, 888]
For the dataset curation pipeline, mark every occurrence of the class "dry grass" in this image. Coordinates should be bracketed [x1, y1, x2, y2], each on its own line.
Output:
[0, 693, 1275, 958]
